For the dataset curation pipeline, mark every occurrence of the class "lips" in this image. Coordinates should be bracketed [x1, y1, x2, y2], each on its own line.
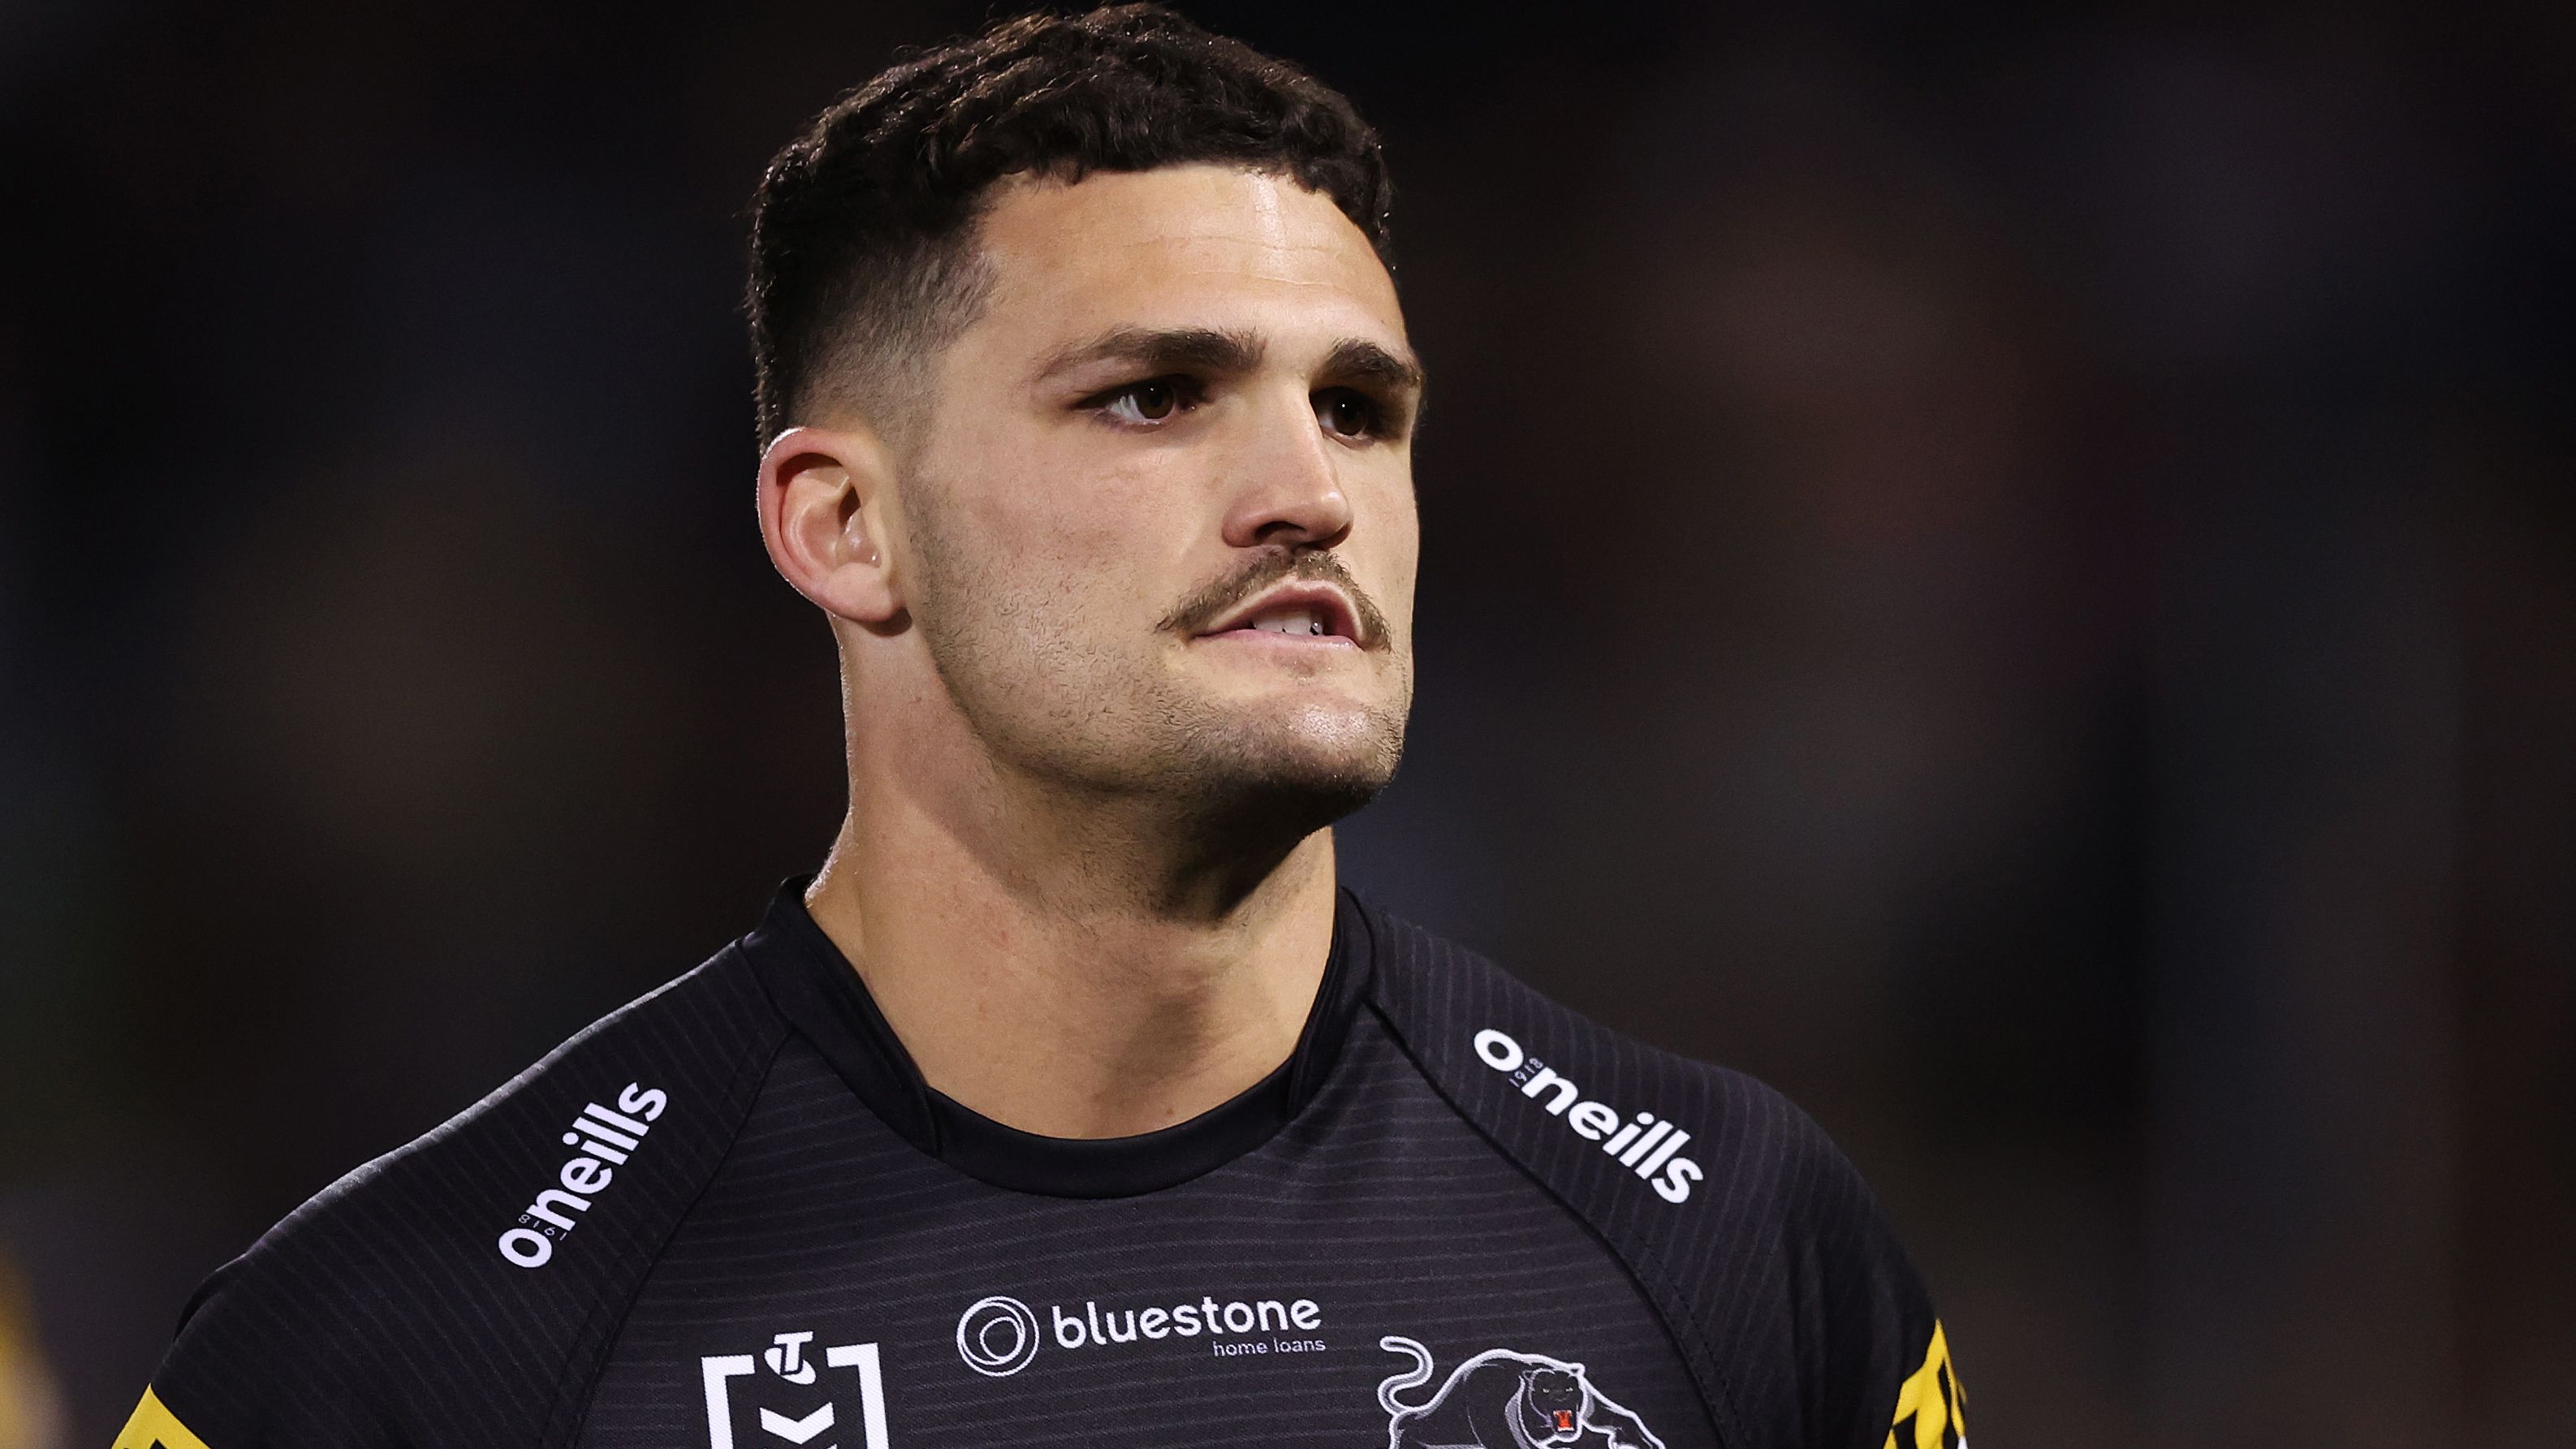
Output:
[1197, 581, 1365, 646]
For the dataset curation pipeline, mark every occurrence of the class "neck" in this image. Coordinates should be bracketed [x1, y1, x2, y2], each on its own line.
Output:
[804, 745, 1341, 1140]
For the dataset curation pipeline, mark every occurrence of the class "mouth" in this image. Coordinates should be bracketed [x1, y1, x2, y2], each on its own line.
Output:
[1194, 581, 1366, 649]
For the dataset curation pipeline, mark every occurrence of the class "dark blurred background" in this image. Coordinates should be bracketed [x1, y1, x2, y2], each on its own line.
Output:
[2, 1, 2571, 1444]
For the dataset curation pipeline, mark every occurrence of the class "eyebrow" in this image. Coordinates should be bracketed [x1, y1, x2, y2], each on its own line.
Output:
[1318, 337, 1426, 396]
[1035, 325, 1426, 397]
[1037, 326, 1266, 383]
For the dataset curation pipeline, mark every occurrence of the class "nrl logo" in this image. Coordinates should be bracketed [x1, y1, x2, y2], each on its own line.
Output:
[701, 1330, 888, 1449]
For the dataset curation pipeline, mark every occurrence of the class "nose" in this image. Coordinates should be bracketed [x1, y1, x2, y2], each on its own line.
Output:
[1218, 388, 1355, 550]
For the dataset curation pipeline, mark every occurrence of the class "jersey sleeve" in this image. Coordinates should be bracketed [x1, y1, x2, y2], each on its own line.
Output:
[124, 1240, 434, 1449]
[1362, 903, 1964, 1449]
[114, 949, 787, 1448]
[1883, 1318, 1966, 1449]
[1776, 1097, 1963, 1449]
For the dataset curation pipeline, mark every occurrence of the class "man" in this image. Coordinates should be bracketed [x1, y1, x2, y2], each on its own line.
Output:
[119, 8, 1965, 1448]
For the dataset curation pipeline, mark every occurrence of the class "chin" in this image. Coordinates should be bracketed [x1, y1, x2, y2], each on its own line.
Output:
[1179, 709, 1405, 838]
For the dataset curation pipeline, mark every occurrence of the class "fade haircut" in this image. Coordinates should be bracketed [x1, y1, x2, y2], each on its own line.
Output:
[746, 3, 1396, 447]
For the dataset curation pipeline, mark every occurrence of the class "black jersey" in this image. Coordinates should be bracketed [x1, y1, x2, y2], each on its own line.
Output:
[116, 886, 1965, 1449]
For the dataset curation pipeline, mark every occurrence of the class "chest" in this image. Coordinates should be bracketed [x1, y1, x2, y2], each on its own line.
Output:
[575, 1046, 1719, 1449]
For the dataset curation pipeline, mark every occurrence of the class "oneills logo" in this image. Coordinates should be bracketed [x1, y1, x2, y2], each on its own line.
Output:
[1472, 1030, 1702, 1203]
[496, 1083, 667, 1267]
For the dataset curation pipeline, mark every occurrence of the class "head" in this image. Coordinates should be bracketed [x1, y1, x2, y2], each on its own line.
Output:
[751, 6, 1419, 851]
[1519, 1366, 1586, 1443]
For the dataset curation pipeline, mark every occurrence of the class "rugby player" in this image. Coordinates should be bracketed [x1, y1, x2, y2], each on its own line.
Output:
[118, 8, 1966, 1447]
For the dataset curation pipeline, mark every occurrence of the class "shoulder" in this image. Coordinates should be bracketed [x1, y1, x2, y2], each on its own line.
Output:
[1360, 900, 1864, 1223]
[138, 943, 790, 1449]
[1359, 900, 1949, 1449]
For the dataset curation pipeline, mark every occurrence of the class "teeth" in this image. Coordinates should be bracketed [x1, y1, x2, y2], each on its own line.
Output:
[1251, 607, 1326, 636]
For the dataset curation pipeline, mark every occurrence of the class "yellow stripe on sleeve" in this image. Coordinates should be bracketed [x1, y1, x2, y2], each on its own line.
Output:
[111, 1386, 214, 1449]
[1883, 1321, 1966, 1449]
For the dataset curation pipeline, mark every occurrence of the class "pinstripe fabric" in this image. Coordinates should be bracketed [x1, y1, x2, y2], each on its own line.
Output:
[576, 1029, 1717, 1448]
[1365, 909, 1938, 1449]
[140, 893, 1940, 1449]
[148, 951, 789, 1448]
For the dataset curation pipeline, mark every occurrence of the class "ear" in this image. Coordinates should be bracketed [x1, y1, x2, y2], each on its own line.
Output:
[758, 425, 906, 631]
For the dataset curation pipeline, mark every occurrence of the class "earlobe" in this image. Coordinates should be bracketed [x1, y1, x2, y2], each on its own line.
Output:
[758, 425, 907, 629]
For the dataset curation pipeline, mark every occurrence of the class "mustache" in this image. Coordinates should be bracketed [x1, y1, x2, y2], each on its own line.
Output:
[1157, 548, 1392, 648]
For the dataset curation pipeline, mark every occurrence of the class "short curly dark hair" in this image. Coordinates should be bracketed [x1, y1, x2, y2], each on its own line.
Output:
[745, 3, 1396, 447]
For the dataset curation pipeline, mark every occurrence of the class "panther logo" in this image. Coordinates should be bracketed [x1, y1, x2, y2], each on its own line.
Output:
[1376, 1336, 1665, 1449]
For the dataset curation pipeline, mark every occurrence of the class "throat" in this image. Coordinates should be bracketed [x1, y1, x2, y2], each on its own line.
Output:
[800, 829, 1346, 1141]
[929, 989, 1304, 1140]
[744, 873, 1375, 1197]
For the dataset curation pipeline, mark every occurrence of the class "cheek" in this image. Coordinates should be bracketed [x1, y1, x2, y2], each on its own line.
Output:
[962, 404, 1174, 537]
[937, 460, 1184, 650]
[1354, 474, 1422, 619]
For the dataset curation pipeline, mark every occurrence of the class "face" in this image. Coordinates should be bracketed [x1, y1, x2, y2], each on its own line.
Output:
[1521, 1369, 1584, 1443]
[892, 164, 1421, 826]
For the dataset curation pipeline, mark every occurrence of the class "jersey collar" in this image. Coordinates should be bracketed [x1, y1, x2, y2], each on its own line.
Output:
[739, 878, 1375, 1198]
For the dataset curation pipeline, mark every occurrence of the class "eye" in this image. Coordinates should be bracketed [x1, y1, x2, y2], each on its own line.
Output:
[1315, 387, 1380, 439]
[1090, 376, 1197, 426]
